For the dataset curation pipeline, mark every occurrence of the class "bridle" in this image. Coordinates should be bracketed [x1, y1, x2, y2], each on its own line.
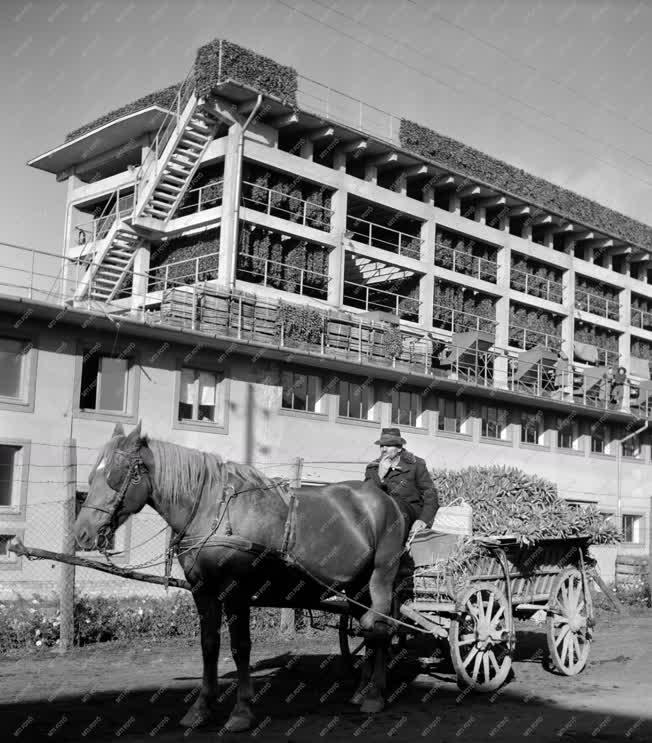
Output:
[82, 449, 147, 551]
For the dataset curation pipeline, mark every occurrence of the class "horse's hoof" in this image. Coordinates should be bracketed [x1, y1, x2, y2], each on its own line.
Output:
[224, 711, 254, 732]
[349, 691, 364, 705]
[179, 706, 212, 728]
[360, 696, 385, 714]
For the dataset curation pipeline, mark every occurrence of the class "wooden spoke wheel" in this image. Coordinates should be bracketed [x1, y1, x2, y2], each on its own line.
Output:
[449, 582, 513, 692]
[339, 614, 366, 672]
[546, 567, 593, 676]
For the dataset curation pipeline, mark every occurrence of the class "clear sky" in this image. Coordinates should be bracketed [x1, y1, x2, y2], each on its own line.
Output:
[1, 0, 651, 257]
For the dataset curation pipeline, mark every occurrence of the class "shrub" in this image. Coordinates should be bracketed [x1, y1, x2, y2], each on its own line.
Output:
[275, 302, 325, 345]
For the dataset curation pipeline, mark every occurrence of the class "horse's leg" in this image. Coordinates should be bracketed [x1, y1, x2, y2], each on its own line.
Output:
[180, 591, 222, 728]
[223, 601, 255, 733]
[350, 643, 374, 704]
[360, 639, 389, 714]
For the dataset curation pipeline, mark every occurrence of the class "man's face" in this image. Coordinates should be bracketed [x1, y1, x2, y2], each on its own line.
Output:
[380, 445, 402, 460]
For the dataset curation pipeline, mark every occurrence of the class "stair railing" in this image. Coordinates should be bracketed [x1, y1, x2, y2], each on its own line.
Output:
[134, 66, 197, 212]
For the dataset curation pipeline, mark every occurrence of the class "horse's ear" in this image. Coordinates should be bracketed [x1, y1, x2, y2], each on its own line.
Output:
[112, 423, 125, 438]
[125, 420, 142, 449]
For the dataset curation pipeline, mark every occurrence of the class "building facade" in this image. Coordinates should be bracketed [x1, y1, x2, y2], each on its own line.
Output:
[1, 38, 650, 593]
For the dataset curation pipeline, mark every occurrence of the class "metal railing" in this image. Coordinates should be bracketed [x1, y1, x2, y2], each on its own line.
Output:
[346, 216, 422, 259]
[510, 267, 563, 303]
[434, 243, 498, 283]
[241, 181, 333, 231]
[148, 252, 220, 294]
[575, 288, 620, 321]
[134, 68, 196, 210]
[173, 181, 224, 218]
[75, 205, 133, 247]
[508, 325, 562, 352]
[343, 281, 420, 321]
[236, 251, 330, 299]
[631, 307, 652, 331]
[432, 304, 497, 334]
[297, 74, 401, 145]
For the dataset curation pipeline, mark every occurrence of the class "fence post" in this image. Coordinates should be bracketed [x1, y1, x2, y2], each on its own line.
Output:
[59, 438, 77, 653]
[279, 457, 304, 638]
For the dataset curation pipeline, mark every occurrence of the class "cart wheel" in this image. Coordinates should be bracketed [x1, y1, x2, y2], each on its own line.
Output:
[339, 615, 366, 672]
[546, 567, 593, 676]
[449, 582, 513, 692]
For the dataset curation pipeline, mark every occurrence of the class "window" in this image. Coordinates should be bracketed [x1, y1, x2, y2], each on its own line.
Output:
[0, 534, 17, 562]
[281, 370, 323, 413]
[392, 389, 422, 427]
[80, 351, 129, 413]
[178, 368, 223, 422]
[620, 431, 641, 458]
[0, 338, 25, 399]
[339, 379, 373, 420]
[590, 423, 608, 454]
[437, 396, 467, 434]
[622, 514, 644, 544]
[557, 416, 576, 450]
[481, 404, 509, 439]
[521, 411, 543, 445]
[0, 445, 19, 508]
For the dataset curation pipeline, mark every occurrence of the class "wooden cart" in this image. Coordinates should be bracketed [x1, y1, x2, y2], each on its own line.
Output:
[339, 534, 595, 691]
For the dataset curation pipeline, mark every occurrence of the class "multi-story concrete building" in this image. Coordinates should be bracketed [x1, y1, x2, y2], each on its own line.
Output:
[1, 38, 650, 593]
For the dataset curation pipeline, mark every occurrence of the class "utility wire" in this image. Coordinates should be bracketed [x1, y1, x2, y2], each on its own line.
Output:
[275, 0, 652, 190]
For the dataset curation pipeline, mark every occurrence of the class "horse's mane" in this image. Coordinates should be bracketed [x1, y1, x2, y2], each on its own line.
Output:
[146, 438, 285, 506]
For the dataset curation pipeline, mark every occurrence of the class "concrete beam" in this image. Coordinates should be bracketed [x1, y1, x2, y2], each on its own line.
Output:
[630, 250, 650, 262]
[509, 205, 531, 217]
[552, 222, 576, 234]
[366, 151, 398, 167]
[307, 126, 335, 141]
[403, 164, 431, 178]
[574, 230, 596, 242]
[434, 174, 456, 188]
[478, 194, 506, 208]
[606, 244, 632, 257]
[270, 112, 299, 128]
[530, 213, 558, 225]
[457, 185, 482, 199]
[238, 98, 262, 115]
[335, 138, 368, 154]
[582, 238, 615, 249]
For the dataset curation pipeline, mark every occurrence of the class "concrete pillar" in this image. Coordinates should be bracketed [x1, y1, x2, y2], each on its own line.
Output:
[586, 245, 595, 264]
[494, 242, 511, 389]
[450, 194, 461, 215]
[217, 123, 242, 288]
[499, 213, 510, 233]
[620, 286, 631, 412]
[300, 139, 313, 160]
[131, 241, 151, 315]
[333, 152, 347, 172]
[476, 206, 486, 225]
[561, 251, 576, 366]
[365, 164, 377, 184]
[543, 228, 554, 248]
[421, 215, 436, 332]
[522, 220, 532, 241]
[62, 174, 84, 301]
[329, 175, 347, 307]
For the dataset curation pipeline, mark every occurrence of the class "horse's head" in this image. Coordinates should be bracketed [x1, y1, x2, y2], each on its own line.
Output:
[74, 421, 153, 551]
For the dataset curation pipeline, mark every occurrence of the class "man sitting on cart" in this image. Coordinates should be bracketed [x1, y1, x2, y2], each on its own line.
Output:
[364, 427, 439, 540]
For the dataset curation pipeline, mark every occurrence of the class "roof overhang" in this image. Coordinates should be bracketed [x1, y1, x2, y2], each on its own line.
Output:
[27, 106, 172, 175]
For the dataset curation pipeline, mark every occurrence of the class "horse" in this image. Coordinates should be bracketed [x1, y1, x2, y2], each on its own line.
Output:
[73, 422, 408, 732]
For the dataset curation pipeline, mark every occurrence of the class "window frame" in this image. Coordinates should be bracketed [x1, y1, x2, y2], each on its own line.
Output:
[280, 368, 325, 415]
[74, 342, 140, 424]
[0, 439, 30, 520]
[172, 357, 229, 434]
[391, 387, 424, 429]
[436, 395, 469, 435]
[0, 333, 38, 414]
[556, 415, 579, 451]
[336, 376, 376, 423]
[481, 403, 510, 441]
[0, 528, 24, 571]
[621, 513, 645, 545]
[590, 421, 610, 456]
[521, 410, 544, 446]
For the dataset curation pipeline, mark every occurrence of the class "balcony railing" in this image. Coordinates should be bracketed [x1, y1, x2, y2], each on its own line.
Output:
[346, 216, 422, 259]
[173, 181, 223, 218]
[510, 268, 563, 304]
[509, 325, 562, 352]
[75, 206, 133, 246]
[148, 252, 220, 294]
[241, 182, 333, 231]
[631, 307, 652, 331]
[575, 288, 619, 321]
[432, 304, 497, 335]
[434, 243, 498, 283]
[236, 251, 329, 300]
[343, 281, 420, 322]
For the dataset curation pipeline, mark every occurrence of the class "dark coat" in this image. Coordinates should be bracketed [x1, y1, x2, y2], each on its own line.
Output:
[364, 450, 439, 526]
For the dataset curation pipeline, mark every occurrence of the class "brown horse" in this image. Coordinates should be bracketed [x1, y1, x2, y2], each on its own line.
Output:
[74, 422, 407, 732]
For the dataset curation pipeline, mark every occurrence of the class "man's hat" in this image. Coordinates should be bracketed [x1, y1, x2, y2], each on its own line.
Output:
[375, 427, 406, 446]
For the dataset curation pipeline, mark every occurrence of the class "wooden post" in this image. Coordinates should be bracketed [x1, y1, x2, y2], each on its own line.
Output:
[279, 457, 304, 638]
[59, 439, 77, 652]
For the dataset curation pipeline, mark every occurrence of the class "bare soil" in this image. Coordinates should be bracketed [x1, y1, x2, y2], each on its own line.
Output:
[1, 613, 651, 742]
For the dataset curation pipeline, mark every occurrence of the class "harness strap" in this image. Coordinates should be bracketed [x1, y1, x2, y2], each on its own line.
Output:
[280, 488, 297, 558]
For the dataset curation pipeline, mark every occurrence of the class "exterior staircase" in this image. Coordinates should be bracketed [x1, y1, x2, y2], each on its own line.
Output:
[74, 220, 141, 303]
[134, 94, 219, 224]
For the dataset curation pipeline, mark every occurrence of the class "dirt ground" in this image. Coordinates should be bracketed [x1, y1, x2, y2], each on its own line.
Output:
[1, 613, 651, 743]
